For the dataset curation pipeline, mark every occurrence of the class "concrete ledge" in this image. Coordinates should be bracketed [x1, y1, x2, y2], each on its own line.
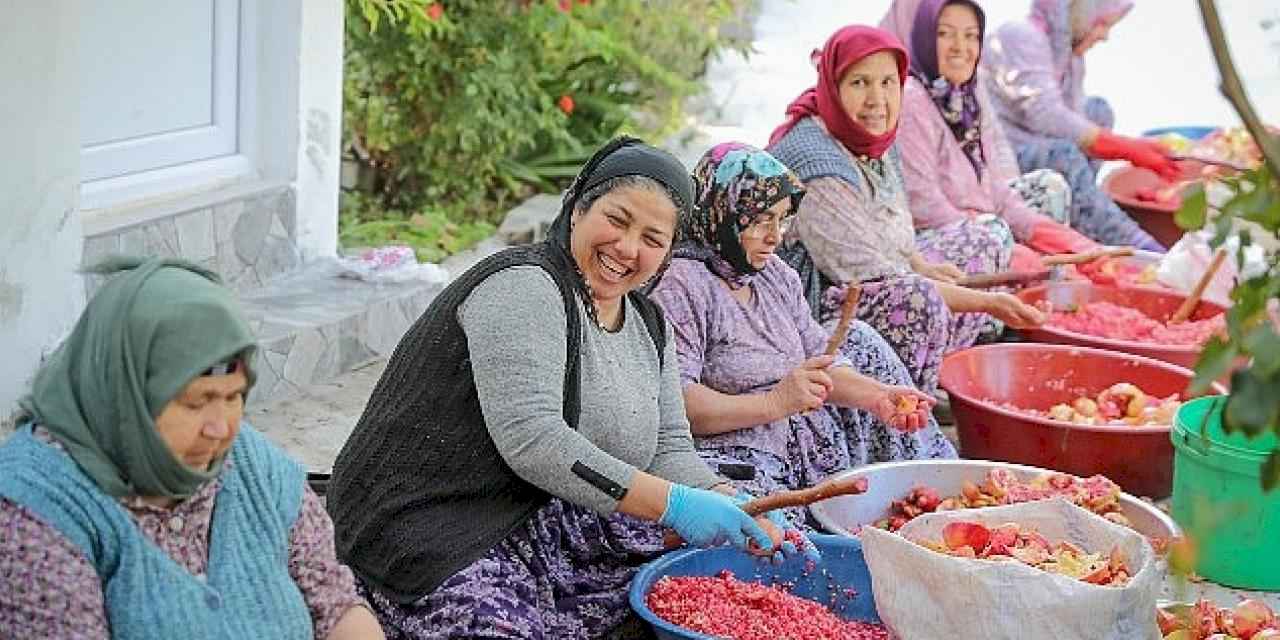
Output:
[237, 260, 444, 407]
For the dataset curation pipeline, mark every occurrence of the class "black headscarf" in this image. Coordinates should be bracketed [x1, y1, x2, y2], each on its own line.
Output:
[544, 136, 696, 324]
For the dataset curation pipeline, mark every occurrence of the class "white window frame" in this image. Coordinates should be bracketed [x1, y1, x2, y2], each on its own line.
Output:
[80, 0, 257, 212]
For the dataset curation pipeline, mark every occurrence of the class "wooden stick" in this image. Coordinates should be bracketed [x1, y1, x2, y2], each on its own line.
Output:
[958, 270, 1052, 289]
[738, 474, 869, 517]
[1041, 246, 1135, 267]
[824, 284, 861, 356]
[662, 475, 870, 549]
[1170, 248, 1228, 323]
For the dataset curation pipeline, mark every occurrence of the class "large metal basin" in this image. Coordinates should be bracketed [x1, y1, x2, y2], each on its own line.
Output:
[810, 459, 1179, 541]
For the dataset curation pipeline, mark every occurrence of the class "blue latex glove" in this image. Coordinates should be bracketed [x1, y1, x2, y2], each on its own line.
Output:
[659, 484, 772, 552]
[735, 492, 822, 565]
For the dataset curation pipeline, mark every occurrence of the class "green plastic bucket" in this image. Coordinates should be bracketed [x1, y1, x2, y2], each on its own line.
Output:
[1170, 396, 1280, 590]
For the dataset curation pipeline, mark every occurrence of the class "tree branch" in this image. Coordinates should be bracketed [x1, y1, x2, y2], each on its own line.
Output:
[1197, 0, 1280, 177]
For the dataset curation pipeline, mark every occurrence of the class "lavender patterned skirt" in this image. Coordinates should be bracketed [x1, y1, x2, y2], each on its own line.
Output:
[696, 321, 957, 530]
[829, 214, 1012, 394]
[357, 498, 665, 640]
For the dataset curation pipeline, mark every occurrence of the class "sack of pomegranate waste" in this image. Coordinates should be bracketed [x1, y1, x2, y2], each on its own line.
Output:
[861, 498, 1160, 640]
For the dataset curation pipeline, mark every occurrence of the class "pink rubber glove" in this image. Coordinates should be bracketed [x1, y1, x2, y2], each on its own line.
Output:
[1026, 221, 1099, 255]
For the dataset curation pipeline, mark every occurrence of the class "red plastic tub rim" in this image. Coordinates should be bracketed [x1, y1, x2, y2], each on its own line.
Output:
[940, 343, 1227, 435]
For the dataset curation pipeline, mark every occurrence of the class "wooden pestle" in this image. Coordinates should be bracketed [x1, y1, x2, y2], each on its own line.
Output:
[824, 285, 862, 356]
[1169, 248, 1228, 324]
[958, 247, 1137, 289]
[661, 475, 870, 550]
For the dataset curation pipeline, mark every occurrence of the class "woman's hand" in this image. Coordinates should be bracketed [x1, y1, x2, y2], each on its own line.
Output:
[659, 484, 774, 552]
[870, 385, 936, 432]
[982, 292, 1047, 329]
[912, 256, 965, 284]
[767, 355, 835, 417]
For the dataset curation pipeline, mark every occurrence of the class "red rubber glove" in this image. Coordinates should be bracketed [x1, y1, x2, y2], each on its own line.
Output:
[1026, 220, 1099, 255]
[1088, 130, 1182, 181]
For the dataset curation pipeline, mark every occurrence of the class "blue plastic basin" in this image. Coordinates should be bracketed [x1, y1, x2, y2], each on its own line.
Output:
[1142, 126, 1217, 140]
[629, 534, 881, 640]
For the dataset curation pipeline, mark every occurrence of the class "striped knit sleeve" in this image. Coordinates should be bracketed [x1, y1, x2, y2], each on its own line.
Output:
[793, 177, 911, 284]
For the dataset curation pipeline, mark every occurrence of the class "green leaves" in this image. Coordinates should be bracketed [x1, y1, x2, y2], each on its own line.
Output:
[1176, 184, 1208, 231]
[341, 0, 748, 222]
[1182, 148, 1280, 490]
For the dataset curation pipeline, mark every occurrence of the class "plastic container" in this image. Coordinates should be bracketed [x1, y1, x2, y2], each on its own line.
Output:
[938, 343, 1225, 498]
[809, 459, 1180, 541]
[1016, 281, 1226, 369]
[629, 534, 882, 639]
[1170, 396, 1280, 590]
[1142, 126, 1218, 140]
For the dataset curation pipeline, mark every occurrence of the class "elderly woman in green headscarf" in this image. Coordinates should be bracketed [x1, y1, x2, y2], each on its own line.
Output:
[0, 258, 384, 640]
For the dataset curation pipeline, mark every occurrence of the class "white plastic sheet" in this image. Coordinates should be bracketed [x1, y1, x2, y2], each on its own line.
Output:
[1157, 229, 1266, 308]
[336, 246, 449, 284]
[860, 499, 1161, 640]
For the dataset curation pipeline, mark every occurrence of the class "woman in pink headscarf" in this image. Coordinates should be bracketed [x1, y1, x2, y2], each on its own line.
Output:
[882, 0, 1099, 271]
[981, 0, 1176, 251]
[767, 25, 1046, 396]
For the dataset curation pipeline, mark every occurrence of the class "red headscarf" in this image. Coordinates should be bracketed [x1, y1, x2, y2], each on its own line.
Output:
[768, 25, 910, 160]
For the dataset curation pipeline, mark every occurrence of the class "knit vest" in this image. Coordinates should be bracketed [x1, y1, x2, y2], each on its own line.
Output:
[326, 244, 667, 603]
[0, 424, 311, 639]
[766, 117, 864, 187]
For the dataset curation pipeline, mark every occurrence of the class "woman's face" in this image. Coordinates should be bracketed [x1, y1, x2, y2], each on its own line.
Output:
[937, 3, 982, 85]
[838, 50, 902, 136]
[1073, 14, 1120, 56]
[737, 199, 792, 270]
[570, 185, 678, 307]
[153, 367, 247, 471]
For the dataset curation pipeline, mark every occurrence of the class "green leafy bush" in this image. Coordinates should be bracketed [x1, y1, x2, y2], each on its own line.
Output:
[342, 0, 752, 258]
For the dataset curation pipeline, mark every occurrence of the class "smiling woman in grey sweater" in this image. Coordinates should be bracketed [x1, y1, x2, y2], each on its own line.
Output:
[327, 138, 805, 640]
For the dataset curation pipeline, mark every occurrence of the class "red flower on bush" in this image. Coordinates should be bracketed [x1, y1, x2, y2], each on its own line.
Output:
[558, 95, 575, 115]
[425, 3, 443, 20]
[557, 0, 571, 12]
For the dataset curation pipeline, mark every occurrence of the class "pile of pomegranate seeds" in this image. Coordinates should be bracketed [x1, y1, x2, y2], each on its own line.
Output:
[1047, 301, 1225, 346]
[915, 521, 1132, 586]
[872, 469, 1128, 532]
[646, 570, 889, 640]
[1158, 598, 1279, 639]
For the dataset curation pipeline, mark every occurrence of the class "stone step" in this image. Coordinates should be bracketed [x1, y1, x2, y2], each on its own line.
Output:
[236, 260, 445, 409]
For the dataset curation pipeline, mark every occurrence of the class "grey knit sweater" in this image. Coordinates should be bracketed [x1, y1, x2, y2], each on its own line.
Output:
[459, 266, 722, 513]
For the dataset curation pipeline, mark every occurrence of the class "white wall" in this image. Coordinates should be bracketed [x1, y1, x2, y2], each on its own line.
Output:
[0, 1, 84, 425]
[294, 0, 345, 261]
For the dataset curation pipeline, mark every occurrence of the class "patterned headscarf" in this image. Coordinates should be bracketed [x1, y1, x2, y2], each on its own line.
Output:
[769, 25, 910, 160]
[675, 143, 805, 289]
[910, 0, 987, 178]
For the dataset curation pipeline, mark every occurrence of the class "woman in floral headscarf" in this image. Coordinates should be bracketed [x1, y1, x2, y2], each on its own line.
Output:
[648, 142, 956, 527]
[981, 0, 1177, 250]
[766, 24, 1047, 394]
[882, 0, 1100, 269]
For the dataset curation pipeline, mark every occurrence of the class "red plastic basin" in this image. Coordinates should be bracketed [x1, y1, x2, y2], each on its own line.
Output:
[1016, 282, 1225, 369]
[939, 343, 1223, 499]
[1102, 162, 1202, 249]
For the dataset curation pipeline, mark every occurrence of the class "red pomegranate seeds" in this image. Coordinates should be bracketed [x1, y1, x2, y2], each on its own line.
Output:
[646, 570, 889, 640]
[1046, 301, 1224, 346]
